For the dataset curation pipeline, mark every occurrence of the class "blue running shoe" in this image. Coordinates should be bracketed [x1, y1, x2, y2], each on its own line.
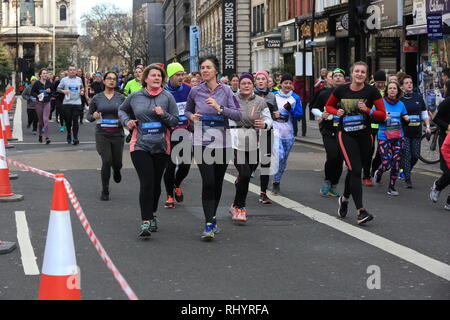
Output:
[139, 222, 151, 239]
[201, 223, 215, 240]
[211, 217, 219, 234]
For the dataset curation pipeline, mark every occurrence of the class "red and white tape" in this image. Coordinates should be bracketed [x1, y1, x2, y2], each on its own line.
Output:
[0, 154, 139, 300]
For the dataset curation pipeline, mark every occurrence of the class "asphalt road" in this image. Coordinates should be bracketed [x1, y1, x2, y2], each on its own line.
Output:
[1, 99, 449, 300]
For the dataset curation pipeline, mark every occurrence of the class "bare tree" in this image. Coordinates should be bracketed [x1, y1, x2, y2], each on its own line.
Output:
[81, 4, 150, 72]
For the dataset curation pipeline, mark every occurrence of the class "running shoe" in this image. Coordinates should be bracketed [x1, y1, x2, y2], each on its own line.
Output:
[100, 191, 109, 201]
[67, 136, 72, 144]
[259, 192, 273, 204]
[45, 138, 51, 145]
[320, 180, 331, 197]
[430, 180, 441, 203]
[174, 187, 184, 203]
[201, 223, 215, 240]
[72, 139, 80, 146]
[60, 126, 66, 132]
[399, 170, 405, 180]
[387, 187, 399, 196]
[149, 217, 159, 232]
[113, 169, 122, 183]
[272, 182, 280, 195]
[230, 206, 240, 221]
[357, 210, 374, 225]
[444, 203, 450, 211]
[211, 217, 219, 234]
[139, 222, 151, 239]
[371, 170, 381, 187]
[165, 196, 175, 209]
[328, 185, 340, 197]
[237, 208, 248, 223]
[338, 196, 349, 219]
[38, 135, 43, 143]
[32, 130, 37, 135]
[404, 179, 412, 189]
[362, 178, 373, 187]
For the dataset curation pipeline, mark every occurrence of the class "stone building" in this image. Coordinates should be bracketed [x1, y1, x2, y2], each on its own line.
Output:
[195, 0, 251, 75]
[0, 0, 79, 77]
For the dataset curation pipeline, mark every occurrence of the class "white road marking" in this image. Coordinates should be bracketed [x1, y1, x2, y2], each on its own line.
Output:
[12, 97, 23, 142]
[15, 211, 40, 275]
[224, 173, 450, 282]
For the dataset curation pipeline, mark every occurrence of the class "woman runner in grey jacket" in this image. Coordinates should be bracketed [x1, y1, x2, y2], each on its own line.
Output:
[119, 64, 179, 239]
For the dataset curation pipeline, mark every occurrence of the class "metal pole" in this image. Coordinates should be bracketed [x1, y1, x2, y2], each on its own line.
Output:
[15, 0, 19, 89]
[53, 25, 56, 74]
[173, 0, 177, 62]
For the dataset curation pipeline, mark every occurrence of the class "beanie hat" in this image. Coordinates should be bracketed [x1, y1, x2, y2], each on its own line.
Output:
[374, 70, 386, 82]
[333, 68, 346, 76]
[167, 62, 184, 79]
[239, 72, 254, 83]
[280, 73, 293, 84]
[255, 70, 269, 81]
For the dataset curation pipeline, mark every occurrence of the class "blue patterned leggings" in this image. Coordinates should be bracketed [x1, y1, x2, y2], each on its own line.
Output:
[376, 138, 403, 188]
[400, 137, 421, 181]
[274, 137, 295, 183]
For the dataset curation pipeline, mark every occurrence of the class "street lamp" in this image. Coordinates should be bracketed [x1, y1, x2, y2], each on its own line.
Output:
[15, 0, 19, 89]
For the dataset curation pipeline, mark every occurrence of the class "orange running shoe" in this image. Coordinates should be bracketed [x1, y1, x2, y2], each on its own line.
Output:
[174, 187, 184, 203]
[165, 196, 175, 209]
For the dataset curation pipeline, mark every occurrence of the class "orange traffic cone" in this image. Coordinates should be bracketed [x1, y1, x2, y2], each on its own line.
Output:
[0, 120, 23, 203]
[0, 102, 13, 149]
[38, 174, 81, 300]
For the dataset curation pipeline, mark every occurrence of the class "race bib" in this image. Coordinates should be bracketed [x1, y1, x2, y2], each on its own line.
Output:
[343, 115, 365, 132]
[97, 119, 119, 128]
[141, 122, 163, 135]
[408, 115, 421, 127]
[201, 115, 225, 129]
[39, 89, 49, 97]
[177, 102, 187, 116]
[68, 85, 79, 93]
[276, 112, 290, 123]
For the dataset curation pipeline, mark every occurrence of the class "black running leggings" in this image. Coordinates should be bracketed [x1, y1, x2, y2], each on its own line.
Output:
[338, 131, 372, 210]
[27, 109, 38, 131]
[63, 105, 80, 139]
[322, 133, 344, 186]
[164, 141, 191, 196]
[96, 134, 124, 190]
[234, 150, 259, 208]
[197, 147, 229, 224]
[131, 151, 169, 221]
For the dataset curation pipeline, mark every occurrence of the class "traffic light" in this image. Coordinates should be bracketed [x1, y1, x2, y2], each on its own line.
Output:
[355, 2, 370, 34]
[349, 0, 370, 36]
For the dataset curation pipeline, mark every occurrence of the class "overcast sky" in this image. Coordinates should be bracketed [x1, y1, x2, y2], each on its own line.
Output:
[77, 0, 132, 32]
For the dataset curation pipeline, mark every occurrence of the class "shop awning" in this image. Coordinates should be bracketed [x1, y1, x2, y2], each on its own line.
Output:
[406, 24, 427, 36]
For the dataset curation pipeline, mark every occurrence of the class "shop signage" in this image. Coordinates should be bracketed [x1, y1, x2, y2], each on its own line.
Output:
[413, 0, 427, 25]
[281, 25, 296, 42]
[264, 37, 282, 48]
[426, 0, 450, 14]
[427, 13, 444, 40]
[403, 40, 419, 52]
[300, 20, 328, 38]
[376, 37, 400, 57]
[222, 0, 236, 76]
[366, 0, 403, 30]
[327, 48, 337, 70]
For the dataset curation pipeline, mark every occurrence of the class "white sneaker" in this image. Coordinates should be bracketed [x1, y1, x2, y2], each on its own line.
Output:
[430, 181, 441, 203]
[444, 204, 450, 211]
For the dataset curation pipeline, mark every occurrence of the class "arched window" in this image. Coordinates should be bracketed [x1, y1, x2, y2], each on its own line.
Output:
[60, 5, 67, 21]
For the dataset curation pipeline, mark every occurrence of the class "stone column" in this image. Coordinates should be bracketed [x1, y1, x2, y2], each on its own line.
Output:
[18, 43, 23, 58]
[35, 43, 40, 63]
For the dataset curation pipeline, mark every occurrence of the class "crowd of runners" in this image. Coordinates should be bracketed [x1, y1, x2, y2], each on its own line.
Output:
[14, 57, 450, 242]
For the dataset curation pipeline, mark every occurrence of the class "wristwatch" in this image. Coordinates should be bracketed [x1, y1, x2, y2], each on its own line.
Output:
[218, 105, 224, 115]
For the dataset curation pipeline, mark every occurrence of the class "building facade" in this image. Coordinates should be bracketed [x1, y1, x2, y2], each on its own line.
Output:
[0, 0, 79, 77]
[195, 0, 251, 75]
[163, 0, 192, 70]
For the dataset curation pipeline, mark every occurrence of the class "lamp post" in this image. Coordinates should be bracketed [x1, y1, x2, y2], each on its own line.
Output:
[53, 24, 56, 74]
[15, 0, 19, 89]
[173, 0, 177, 62]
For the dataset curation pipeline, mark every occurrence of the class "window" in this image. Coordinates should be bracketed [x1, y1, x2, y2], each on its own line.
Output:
[252, 4, 265, 35]
[60, 5, 67, 21]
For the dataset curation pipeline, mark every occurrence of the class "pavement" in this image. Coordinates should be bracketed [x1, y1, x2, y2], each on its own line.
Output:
[0, 98, 449, 301]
